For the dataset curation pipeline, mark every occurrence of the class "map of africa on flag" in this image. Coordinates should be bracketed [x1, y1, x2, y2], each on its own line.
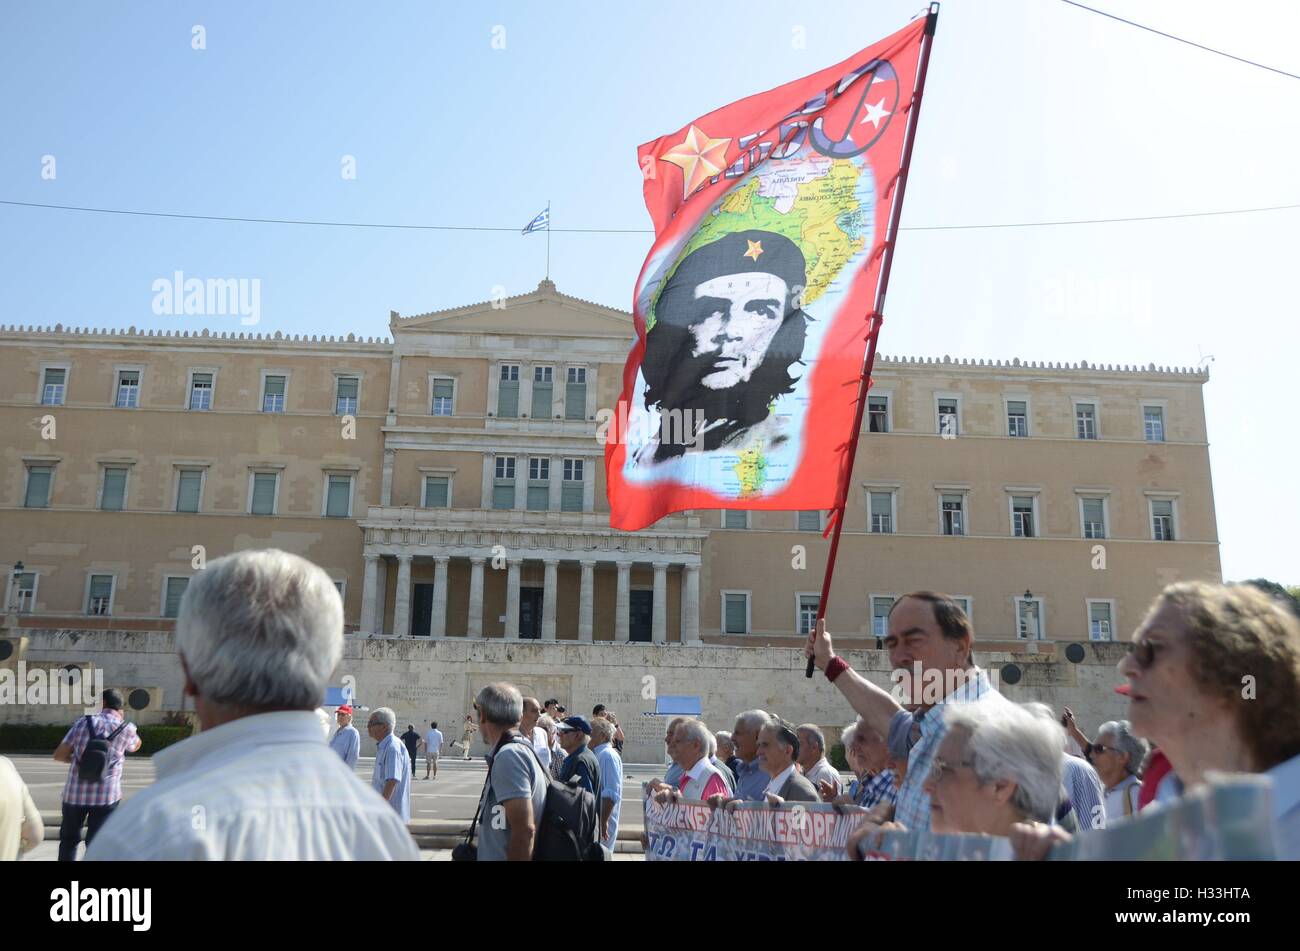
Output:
[605, 17, 930, 531]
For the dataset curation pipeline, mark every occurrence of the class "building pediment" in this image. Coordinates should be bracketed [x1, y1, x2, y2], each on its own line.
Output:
[392, 280, 633, 339]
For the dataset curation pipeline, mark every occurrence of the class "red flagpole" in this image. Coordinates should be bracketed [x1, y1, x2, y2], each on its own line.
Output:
[807, 3, 940, 676]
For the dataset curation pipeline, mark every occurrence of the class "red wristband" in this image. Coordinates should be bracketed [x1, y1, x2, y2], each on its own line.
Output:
[825, 655, 850, 683]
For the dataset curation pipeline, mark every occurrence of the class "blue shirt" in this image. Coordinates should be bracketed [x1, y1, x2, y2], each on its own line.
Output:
[592, 741, 623, 851]
[371, 732, 411, 822]
[895, 668, 1004, 831]
[1063, 754, 1107, 831]
[734, 758, 769, 801]
[664, 762, 684, 787]
[329, 724, 360, 770]
[850, 770, 897, 809]
[1269, 751, 1300, 861]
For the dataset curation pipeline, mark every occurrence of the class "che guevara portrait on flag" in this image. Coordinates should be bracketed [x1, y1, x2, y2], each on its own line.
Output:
[635, 229, 809, 465]
[605, 19, 927, 530]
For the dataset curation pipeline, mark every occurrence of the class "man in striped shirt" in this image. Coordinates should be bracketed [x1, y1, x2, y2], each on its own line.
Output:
[805, 591, 1006, 831]
[53, 688, 141, 861]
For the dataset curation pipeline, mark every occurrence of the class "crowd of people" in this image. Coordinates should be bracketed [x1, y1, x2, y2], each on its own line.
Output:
[3, 545, 1296, 862]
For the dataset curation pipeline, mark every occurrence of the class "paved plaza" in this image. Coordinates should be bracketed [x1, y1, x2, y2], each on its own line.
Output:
[8, 751, 661, 860]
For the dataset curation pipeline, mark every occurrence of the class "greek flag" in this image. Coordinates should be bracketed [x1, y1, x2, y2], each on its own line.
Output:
[521, 207, 549, 234]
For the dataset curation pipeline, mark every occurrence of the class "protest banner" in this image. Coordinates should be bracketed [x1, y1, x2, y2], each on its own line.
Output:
[642, 796, 867, 861]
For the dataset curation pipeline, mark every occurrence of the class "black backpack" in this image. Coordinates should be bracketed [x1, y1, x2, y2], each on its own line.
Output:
[515, 739, 605, 862]
[77, 716, 128, 782]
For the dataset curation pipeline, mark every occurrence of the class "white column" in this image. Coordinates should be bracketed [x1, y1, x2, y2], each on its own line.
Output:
[583, 455, 595, 512]
[505, 559, 522, 640]
[520, 368, 534, 420]
[579, 560, 595, 642]
[481, 454, 495, 508]
[548, 455, 562, 512]
[682, 563, 700, 645]
[393, 554, 413, 637]
[652, 562, 668, 645]
[542, 559, 558, 641]
[361, 553, 379, 634]
[374, 557, 388, 634]
[513, 462, 527, 510]
[585, 365, 598, 421]
[468, 557, 486, 638]
[431, 556, 449, 639]
[615, 562, 631, 642]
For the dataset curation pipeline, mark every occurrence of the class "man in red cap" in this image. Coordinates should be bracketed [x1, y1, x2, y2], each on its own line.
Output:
[330, 704, 360, 771]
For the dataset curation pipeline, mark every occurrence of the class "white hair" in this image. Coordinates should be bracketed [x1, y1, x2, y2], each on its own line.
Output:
[715, 730, 734, 752]
[735, 709, 771, 733]
[590, 716, 615, 744]
[797, 723, 826, 754]
[370, 706, 396, 731]
[1097, 720, 1148, 776]
[944, 700, 1065, 823]
[175, 549, 342, 710]
[476, 682, 522, 726]
[840, 723, 858, 749]
[675, 718, 710, 755]
[537, 713, 556, 740]
[704, 725, 717, 757]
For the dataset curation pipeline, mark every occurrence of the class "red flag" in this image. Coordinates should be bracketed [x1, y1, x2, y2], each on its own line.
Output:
[605, 17, 931, 531]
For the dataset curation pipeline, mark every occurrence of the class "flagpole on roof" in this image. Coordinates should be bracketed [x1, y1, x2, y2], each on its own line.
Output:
[807, 2, 941, 677]
[546, 199, 551, 280]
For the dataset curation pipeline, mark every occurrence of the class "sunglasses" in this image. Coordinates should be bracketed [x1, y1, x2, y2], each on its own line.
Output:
[1126, 638, 1163, 669]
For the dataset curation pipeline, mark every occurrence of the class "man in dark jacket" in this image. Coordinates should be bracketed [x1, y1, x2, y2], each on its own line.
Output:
[555, 716, 602, 801]
[756, 718, 819, 802]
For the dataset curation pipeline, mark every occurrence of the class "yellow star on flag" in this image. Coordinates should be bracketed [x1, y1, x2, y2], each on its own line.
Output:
[660, 125, 731, 199]
[743, 240, 764, 261]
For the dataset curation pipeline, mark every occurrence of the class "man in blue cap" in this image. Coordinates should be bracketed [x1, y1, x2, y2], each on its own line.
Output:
[555, 716, 602, 801]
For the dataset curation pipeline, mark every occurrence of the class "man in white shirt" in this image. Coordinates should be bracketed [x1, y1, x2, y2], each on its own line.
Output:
[84, 549, 418, 861]
[421, 721, 444, 780]
[796, 723, 841, 800]
[520, 696, 550, 772]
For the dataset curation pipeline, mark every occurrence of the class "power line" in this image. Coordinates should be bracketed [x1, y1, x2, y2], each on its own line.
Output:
[1057, 0, 1300, 81]
[3, 197, 1299, 234]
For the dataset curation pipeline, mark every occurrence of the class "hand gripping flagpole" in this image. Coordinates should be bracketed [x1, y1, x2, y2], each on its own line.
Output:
[807, 3, 940, 677]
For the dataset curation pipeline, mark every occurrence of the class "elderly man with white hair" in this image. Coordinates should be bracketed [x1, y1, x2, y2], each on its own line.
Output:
[654, 719, 729, 802]
[368, 707, 412, 821]
[1090, 720, 1147, 822]
[472, 682, 549, 861]
[731, 710, 773, 800]
[796, 723, 841, 800]
[590, 716, 623, 851]
[85, 549, 418, 860]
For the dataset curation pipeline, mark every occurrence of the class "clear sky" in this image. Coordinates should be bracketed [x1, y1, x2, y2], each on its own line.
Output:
[2, 0, 1296, 584]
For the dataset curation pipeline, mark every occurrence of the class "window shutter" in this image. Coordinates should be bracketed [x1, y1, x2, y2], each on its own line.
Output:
[797, 510, 821, 531]
[424, 477, 449, 508]
[177, 471, 202, 512]
[527, 485, 549, 510]
[724, 595, 748, 633]
[164, 578, 189, 618]
[531, 381, 553, 419]
[492, 483, 514, 509]
[252, 473, 277, 514]
[25, 468, 52, 507]
[326, 476, 351, 517]
[561, 484, 584, 512]
[264, 376, 285, 396]
[101, 468, 127, 511]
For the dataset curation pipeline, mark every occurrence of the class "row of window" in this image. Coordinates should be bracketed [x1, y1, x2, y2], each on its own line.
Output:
[6, 571, 346, 619]
[20, 459, 594, 517]
[725, 591, 1118, 641]
[491, 456, 587, 511]
[36, 364, 592, 421]
[495, 364, 589, 419]
[21, 464, 360, 518]
[722, 491, 1179, 541]
[866, 392, 1168, 442]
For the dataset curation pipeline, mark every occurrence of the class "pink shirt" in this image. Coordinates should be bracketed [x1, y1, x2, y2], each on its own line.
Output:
[678, 768, 729, 799]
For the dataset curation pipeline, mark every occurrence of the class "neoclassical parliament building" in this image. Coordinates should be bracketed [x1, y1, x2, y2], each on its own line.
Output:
[2, 280, 1221, 651]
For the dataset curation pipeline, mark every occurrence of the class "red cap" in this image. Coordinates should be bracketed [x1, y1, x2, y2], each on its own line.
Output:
[1112, 684, 1131, 696]
[337, 704, 353, 714]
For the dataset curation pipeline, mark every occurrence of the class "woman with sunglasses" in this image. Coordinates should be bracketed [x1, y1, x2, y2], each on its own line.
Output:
[1014, 581, 1300, 859]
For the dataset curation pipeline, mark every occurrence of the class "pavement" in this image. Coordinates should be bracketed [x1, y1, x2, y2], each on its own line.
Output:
[8, 752, 661, 860]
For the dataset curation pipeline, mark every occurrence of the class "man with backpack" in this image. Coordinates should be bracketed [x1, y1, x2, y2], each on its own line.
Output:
[52, 688, 141, 861]
[462, 683, 605, 862]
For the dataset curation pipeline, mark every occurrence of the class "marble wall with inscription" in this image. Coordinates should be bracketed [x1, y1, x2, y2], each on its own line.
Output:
[10, 630, 1132, 763]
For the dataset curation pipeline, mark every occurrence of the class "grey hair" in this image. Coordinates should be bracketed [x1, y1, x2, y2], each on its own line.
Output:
[537, 713, 556, 739]
[704, 725, 716, 757]
[715, 731, 734, 752]
[675, 718, 710, 755]
[476, 682, 523, 727]
[175, 549, 342, 710]
[840, 723, 858, 749]
[1097, 720, 1148, 776]
[797, 723, 826, 754]
[590, 716, 615, 744]
[944, 701, 1065, 823]
[370, 706, 396, 731]
[736, 709, 771, 733]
